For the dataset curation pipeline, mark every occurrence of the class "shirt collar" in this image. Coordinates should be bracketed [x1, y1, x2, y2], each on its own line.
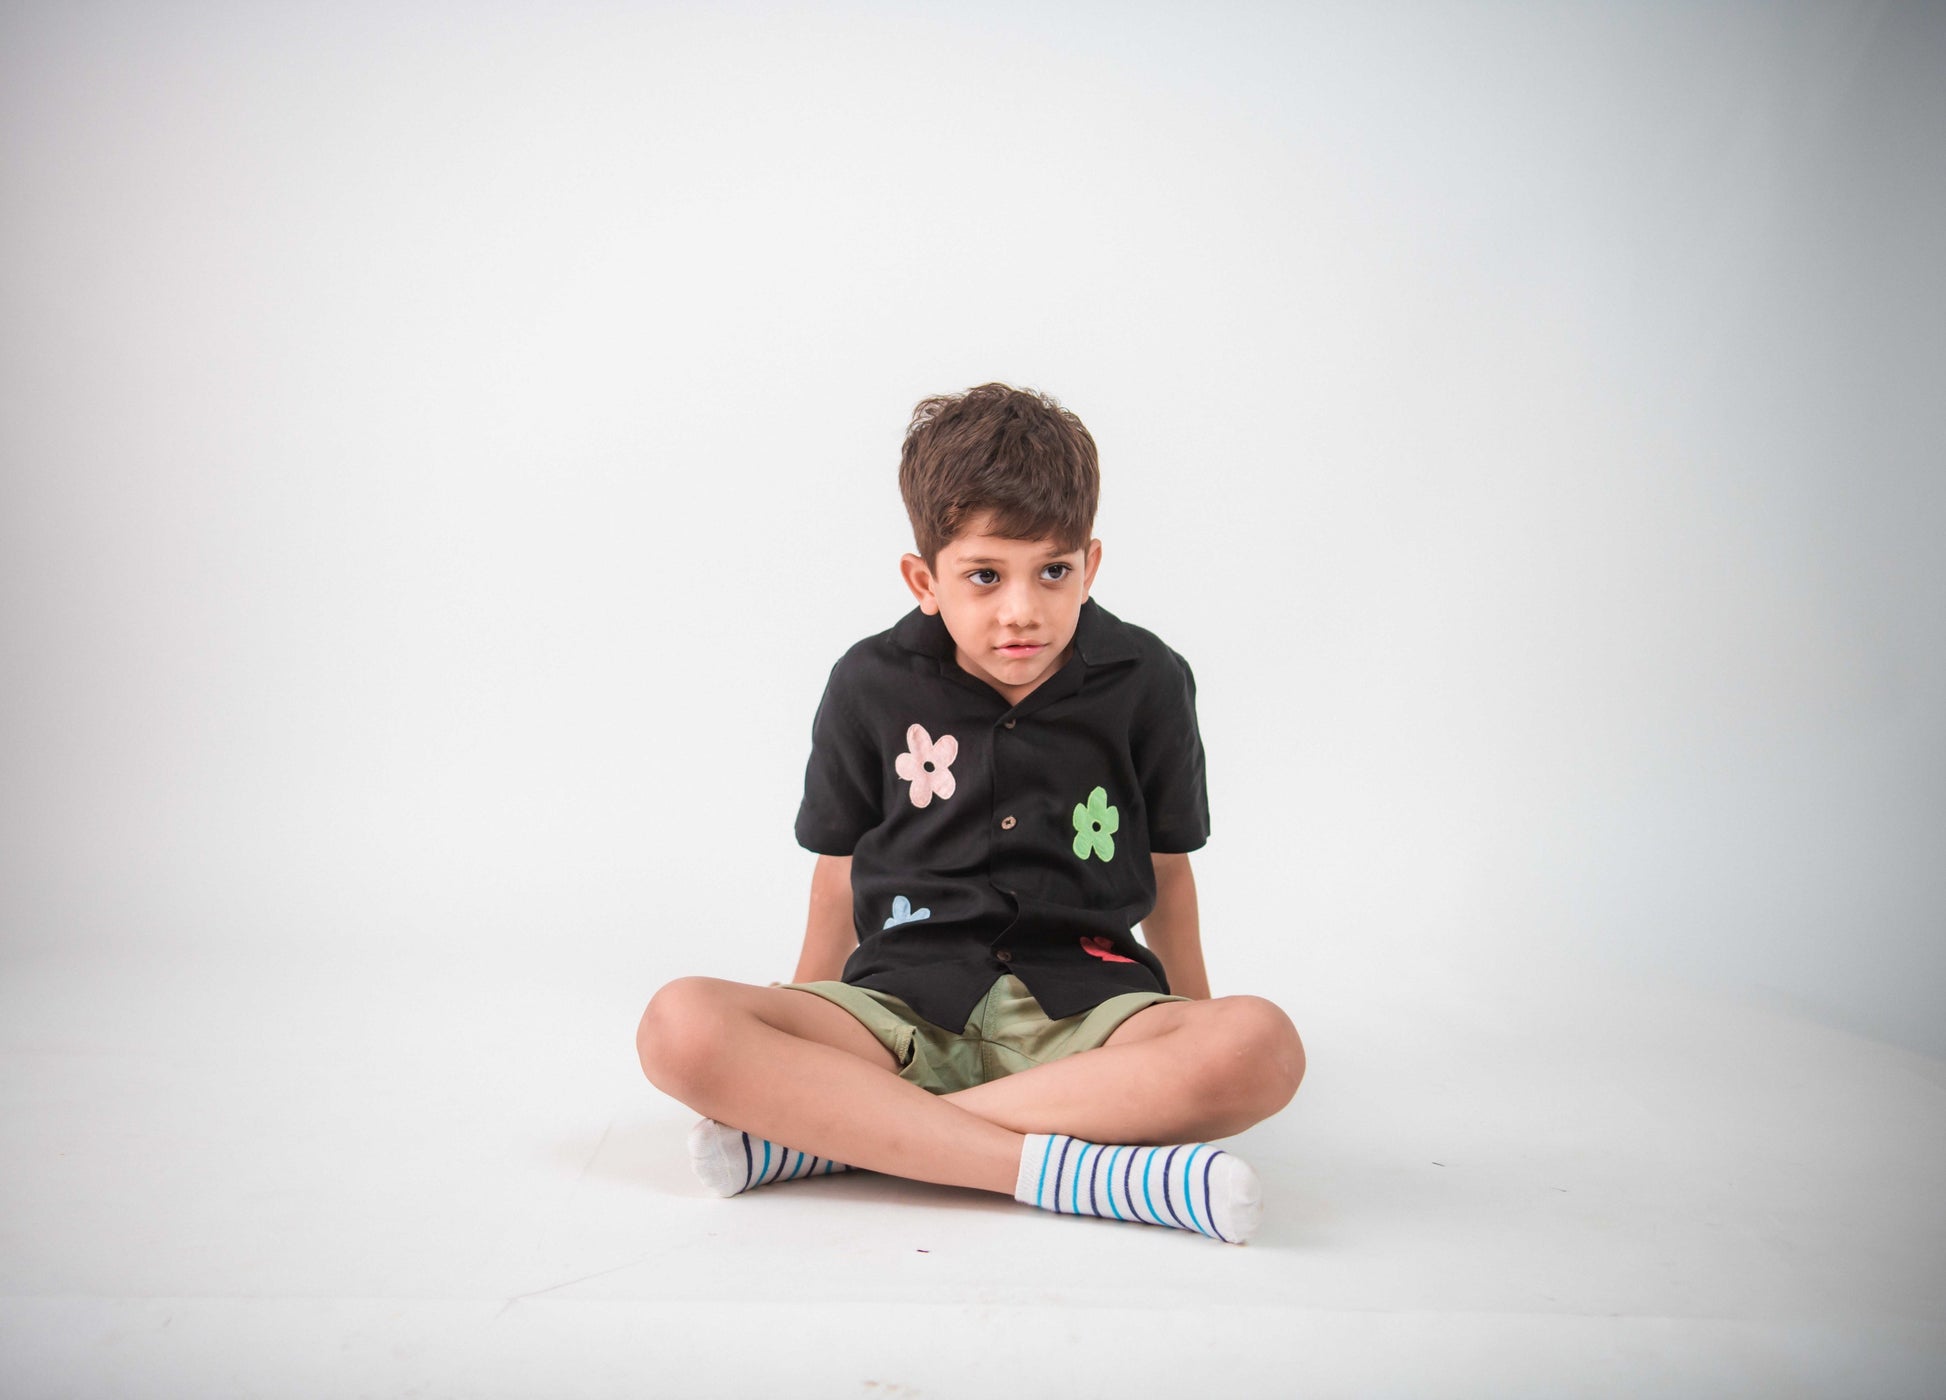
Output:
[891, 596, 1139, 667]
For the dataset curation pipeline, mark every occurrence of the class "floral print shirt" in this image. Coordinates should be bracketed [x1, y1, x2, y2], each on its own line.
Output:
[794, 598, 1210, 1031]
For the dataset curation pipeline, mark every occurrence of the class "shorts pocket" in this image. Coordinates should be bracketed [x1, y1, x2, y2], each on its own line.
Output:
[890, 1022, 918, 1072]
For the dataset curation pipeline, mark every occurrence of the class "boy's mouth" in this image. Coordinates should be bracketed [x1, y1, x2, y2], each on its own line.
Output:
[997, 641, 1044, 657]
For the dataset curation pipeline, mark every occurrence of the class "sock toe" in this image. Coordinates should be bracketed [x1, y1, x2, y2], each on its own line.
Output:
[1210, 1151, 1263, 1244]
[687, 1117, 748, 1197]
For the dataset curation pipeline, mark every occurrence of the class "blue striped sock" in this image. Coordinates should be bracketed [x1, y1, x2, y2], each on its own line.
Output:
[687, 1117, 856, 1197]
[1013, 1133, 1262, 1244]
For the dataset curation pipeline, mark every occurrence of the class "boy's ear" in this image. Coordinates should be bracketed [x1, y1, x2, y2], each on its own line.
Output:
[900, 553, 941, 614]
[1081, 538, 1103, 598]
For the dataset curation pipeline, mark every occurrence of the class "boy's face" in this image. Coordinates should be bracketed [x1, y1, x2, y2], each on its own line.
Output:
[900, 514, 1103, 707]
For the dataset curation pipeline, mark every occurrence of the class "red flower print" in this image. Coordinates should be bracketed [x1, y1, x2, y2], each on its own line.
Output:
[1079, 935, 1135, 964]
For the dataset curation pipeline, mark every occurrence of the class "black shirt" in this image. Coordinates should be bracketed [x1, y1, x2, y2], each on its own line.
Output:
[794, 597, 1211, 1031]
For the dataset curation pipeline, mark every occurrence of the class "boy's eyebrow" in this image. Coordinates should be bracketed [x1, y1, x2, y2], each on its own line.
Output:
[956, 549, 1074, 565]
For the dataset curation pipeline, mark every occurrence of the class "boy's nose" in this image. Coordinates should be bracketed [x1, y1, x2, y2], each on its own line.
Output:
[997, 582, 1039, 627]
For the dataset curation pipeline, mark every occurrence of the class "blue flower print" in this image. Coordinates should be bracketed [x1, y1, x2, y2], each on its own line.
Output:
[884, 895, 932, 929]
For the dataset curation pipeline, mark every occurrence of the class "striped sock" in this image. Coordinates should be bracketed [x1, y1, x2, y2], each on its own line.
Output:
[687, 1117, 857, 1197]
[1013, 1133, 1262, 1244]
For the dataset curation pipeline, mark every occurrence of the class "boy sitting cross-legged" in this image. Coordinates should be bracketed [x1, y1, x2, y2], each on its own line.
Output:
[635, 383, 1305, 1244]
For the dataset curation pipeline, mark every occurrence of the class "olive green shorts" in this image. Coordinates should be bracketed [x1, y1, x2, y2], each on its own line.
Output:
[772, 972, 1192, 1095]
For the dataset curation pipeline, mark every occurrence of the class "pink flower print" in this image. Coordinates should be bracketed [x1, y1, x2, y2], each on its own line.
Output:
[894, 724, 958, 808]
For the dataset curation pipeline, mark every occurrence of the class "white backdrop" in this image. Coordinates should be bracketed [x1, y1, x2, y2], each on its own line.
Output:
[3, 0, 1941, 1054]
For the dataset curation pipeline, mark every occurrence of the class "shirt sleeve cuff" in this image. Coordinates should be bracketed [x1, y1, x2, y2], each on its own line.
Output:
[794, 826, 860, 856]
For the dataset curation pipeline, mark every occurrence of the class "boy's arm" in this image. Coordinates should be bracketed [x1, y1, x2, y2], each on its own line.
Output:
[791, 854, 858, 984]
[1141, 852, 1211, 1000]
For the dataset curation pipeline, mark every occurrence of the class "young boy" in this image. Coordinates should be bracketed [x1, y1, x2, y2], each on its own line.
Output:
[635, 384, 1304, 1244]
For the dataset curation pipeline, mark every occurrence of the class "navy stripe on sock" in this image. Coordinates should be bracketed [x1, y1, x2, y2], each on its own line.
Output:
[1159, 1145, 1187, 1229]
[1179, 1145, 1207, 1236]
[1204, 1150, 1226, 1243]
[1053, 1135, 1076, 1212]
[1088, 1144, 1101, 1217]
[1123, 1146, 1141, 1222]
[742, 1132, 754, 1192]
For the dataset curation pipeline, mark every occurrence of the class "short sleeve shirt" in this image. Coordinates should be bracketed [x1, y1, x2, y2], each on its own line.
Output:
[794, 597, 1211, 1031]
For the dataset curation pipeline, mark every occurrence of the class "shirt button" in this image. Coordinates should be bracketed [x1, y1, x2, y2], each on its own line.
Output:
[1003, 719, 1017, 729]
[1000, 815, 1016, 830]
[995, 948, 1013, 962]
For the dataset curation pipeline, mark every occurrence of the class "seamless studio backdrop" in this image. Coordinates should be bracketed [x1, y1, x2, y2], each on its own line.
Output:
[2, 2, 1943, 1396]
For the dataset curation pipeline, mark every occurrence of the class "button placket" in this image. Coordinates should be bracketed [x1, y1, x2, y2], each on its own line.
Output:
[991, 706, 1019, 970]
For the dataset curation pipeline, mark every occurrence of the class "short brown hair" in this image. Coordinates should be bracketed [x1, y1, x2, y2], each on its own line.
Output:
[898, 383, 1100, 568]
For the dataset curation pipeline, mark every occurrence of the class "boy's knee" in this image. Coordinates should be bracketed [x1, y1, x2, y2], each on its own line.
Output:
[636, 976, 729, 1092]
[1205, 996, 1305, 1112]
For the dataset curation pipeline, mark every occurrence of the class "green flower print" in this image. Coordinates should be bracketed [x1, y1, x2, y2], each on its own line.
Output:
[1072, 786, 1120, 862]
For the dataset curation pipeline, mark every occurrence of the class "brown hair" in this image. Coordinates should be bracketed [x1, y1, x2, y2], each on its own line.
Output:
[898, 383, 1100, 568]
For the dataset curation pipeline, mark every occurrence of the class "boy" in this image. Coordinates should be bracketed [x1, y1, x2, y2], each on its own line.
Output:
[635, 384, 1304, 1244]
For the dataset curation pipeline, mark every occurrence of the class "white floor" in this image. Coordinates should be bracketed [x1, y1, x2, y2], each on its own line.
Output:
[2, 941, 1942, 1399]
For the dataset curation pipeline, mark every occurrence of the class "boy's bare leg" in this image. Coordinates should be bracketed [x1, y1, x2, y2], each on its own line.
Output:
[637, 978, 1022, 1194]
[939, 996, 1305, 1145]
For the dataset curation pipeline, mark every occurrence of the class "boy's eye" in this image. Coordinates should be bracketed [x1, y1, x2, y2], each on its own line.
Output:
[970, 568, 999, 586]
[1042, 563, 1071, 581]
